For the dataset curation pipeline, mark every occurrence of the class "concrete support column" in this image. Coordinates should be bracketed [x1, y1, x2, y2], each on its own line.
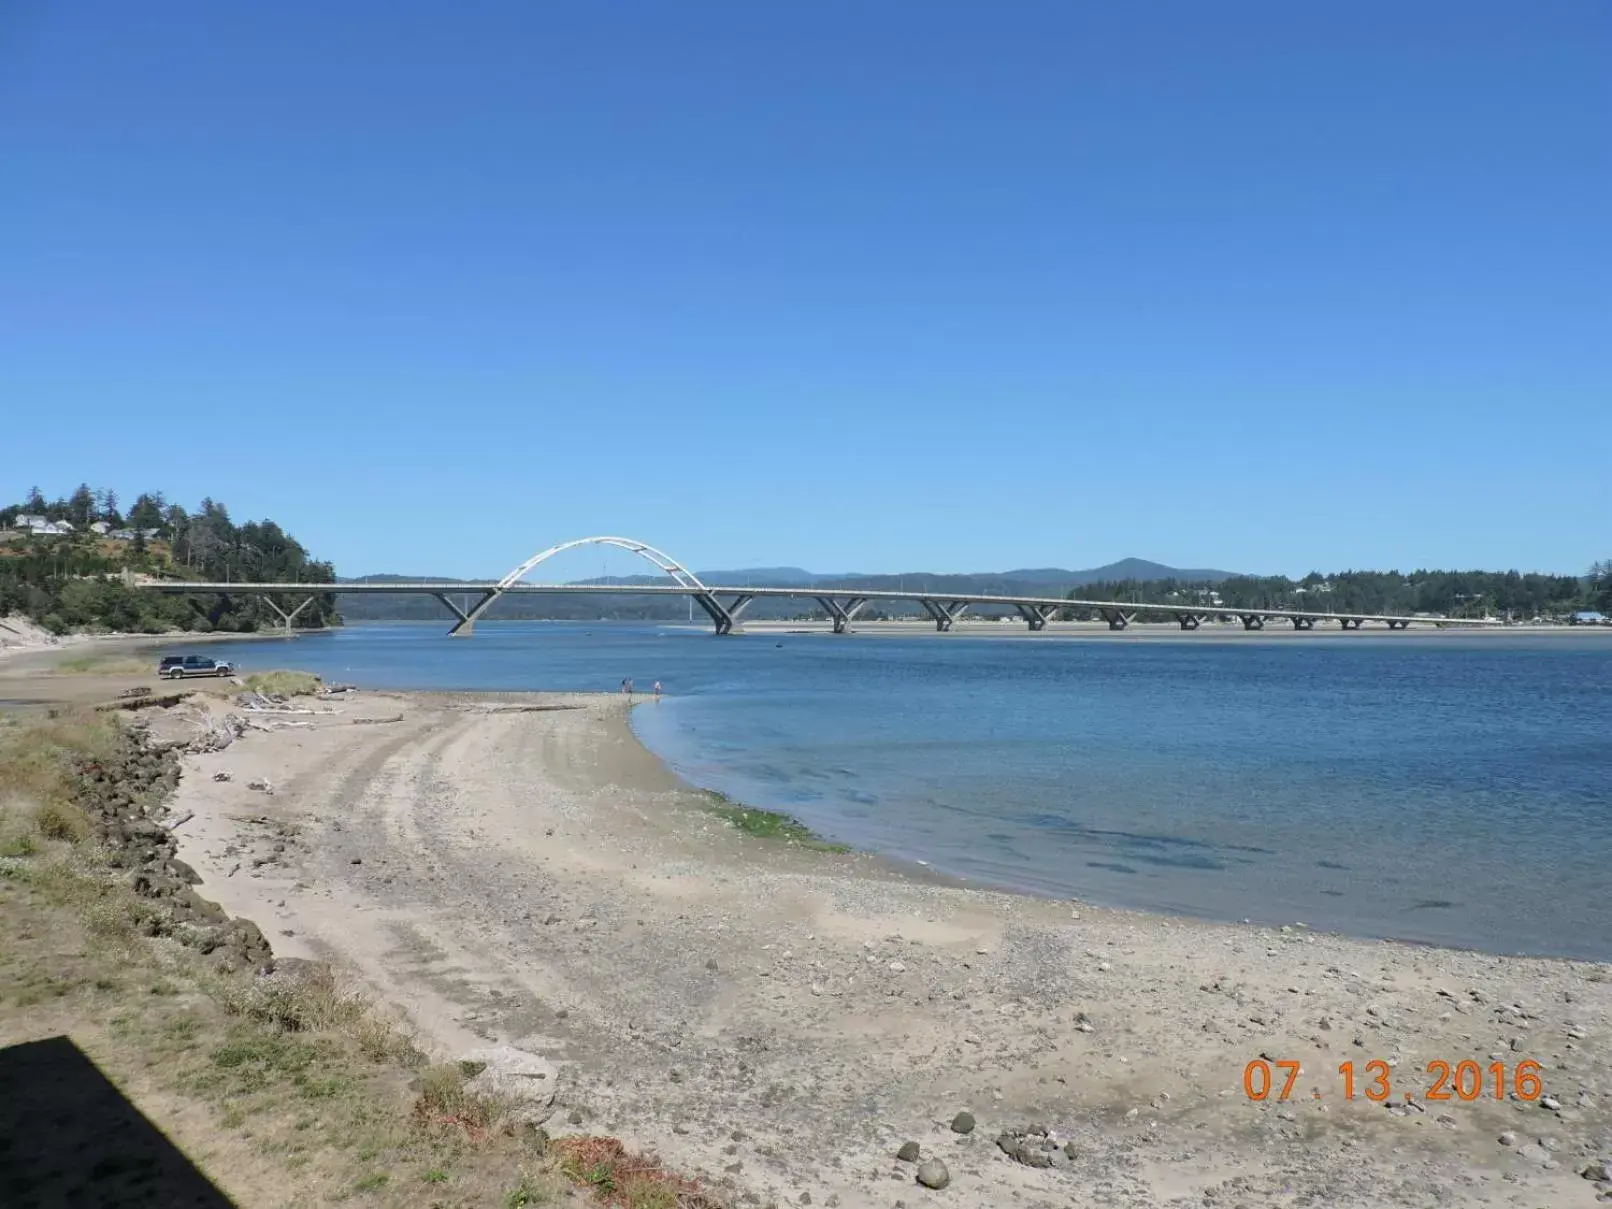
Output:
[1338, 617, 1363, 630]
[260, 594, 314, 636]
[919, 598, 970, 632]
[1174, 613, 1203, 631]
[719, 594, 756, 633]
[1290, 616, 1316, 631]
[1099, 608, 1135, 631]
[1386, 619, 1410, 630]
[1016, 604, 1059, 631]
[816, 596, 870, 635]
[691, 593, 739, 635]
[1240, 615, 1265, 631]
[446, 590, 499, 637]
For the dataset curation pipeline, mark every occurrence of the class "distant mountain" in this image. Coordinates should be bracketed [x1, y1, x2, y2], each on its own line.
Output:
[336, 559, 1242, 622]
[1004, 558, 1235, 585]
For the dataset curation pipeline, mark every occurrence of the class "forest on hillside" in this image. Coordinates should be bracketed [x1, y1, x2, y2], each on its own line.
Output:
[0, 484, 338, 634]
[1065, 567, 1610, 620]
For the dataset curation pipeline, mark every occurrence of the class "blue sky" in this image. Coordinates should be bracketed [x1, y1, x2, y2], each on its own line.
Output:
[3, 2, 1607, 579]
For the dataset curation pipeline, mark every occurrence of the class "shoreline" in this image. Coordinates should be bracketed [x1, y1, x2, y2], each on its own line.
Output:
[131, 681, 1611, 1208]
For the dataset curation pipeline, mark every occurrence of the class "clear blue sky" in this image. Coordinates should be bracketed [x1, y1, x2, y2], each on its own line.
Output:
[3, 2, 1607, 579]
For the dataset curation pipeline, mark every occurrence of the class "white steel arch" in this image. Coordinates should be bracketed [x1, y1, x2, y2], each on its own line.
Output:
[496, 535, 712, 593]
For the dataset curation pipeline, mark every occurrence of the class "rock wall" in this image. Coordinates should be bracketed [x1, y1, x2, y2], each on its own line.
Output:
[70, 726, 274, 973]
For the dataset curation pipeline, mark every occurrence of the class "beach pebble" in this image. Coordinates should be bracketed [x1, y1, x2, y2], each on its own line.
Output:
[915, 1159, 950, 1189]
[950, 1110, 975, 1134]
[896, 1141, 920, 1162]
[1499, 1131, 1519, 1146]
[1541, 1096, 1561, 1111]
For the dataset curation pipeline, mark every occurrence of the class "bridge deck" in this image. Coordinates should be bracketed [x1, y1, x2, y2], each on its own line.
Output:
[139, 581, 1495, 629]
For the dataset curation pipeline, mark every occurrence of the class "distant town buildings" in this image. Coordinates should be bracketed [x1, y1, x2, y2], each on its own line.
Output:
[1569, 611, 1610, 626]
[4, 515, 159, 540]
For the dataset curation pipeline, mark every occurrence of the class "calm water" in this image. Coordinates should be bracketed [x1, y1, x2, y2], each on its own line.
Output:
[196, 624, 1612, 959]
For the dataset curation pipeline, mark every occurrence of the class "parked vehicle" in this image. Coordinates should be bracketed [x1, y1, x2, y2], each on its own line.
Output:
[157, 654, 236, 679]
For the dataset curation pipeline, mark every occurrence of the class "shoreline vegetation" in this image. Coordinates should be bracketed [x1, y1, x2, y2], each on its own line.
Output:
[2, 484, 338, 637]
[0, 699, 720, 1209]
[3, 654, 1610, 1207]
[696, 787, 850, 853]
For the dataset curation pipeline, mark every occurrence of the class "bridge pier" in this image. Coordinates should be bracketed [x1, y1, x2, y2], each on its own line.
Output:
[260, 594, 315, 636]
[816, 596, 870, 634]
[1174, 613, 1203, 631]
[1239, 615, 1265, 630]
[919, 598, 971, 632]
[1099, 608, 1135, 631]
[1386, 618, 1410, 630]
[445, 590, 499, 637]
[691, 592, 753, 635]
[1338, 617, 1363, 630]
[1015, 603, 1060, 631]
[1290, 616, 1316, 631]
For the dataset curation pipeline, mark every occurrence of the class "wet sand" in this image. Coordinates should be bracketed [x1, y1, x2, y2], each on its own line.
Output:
[141, 686, 1612, 1209]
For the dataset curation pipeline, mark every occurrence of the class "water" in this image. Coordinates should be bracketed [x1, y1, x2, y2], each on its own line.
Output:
[196, 623, 1612, 959]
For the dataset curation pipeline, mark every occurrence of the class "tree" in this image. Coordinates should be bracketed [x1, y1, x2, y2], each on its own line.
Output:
[25, 486, 45, 514]
[1592, 560, 1612, 613]
[101, 489, 121, 526]
[66, 483, 95, 528]
[127, 492, 165, 532]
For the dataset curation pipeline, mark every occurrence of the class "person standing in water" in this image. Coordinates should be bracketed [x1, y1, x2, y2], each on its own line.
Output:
[653, 680, 663, 698]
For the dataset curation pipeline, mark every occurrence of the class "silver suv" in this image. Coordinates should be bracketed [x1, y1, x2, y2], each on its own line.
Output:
[157, 654, 235, 679]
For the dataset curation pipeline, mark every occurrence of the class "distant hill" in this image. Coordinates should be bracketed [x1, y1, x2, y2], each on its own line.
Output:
[999, 559, 1234, 585]
[335, 559, 1242, 622]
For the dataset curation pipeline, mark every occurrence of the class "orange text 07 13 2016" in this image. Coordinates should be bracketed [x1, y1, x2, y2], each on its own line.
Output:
[1242, 1058, 1543, 1103]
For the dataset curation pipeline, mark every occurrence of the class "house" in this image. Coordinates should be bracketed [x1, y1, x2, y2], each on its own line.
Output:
[1569, 611, 1610, 626]
[108, 527, 161, 541]
[89, 521, 110, 535]
[15, 514, 47, 530]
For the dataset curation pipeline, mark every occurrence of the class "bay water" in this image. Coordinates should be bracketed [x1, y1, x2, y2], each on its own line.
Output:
[196, 624, 1612, 959]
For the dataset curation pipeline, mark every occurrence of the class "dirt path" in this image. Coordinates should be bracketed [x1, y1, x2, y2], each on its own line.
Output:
[166, 691, 1612, 1209]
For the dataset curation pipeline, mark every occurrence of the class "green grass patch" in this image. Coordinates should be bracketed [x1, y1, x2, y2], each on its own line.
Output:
[55, 654, 149, 675]
[703, 791, 849, 853]
[243, 670, 322, 697]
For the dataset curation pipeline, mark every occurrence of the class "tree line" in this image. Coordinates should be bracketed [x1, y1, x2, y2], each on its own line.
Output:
[1, 484, 338, 635]
[1064, 566, 1610, 620]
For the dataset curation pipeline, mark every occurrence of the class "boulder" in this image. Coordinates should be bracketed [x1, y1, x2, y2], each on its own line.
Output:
[460, 1045, 560, 1125]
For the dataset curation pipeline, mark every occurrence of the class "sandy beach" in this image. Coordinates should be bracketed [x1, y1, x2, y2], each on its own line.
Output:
[127, 685, 1612, 1209]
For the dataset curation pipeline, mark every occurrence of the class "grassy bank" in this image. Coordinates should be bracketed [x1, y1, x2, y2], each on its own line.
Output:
[244, 670, 323, 698]
[0, 711, 718, 1208]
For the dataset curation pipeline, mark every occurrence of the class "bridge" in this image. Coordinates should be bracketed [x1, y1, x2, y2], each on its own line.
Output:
[138, 535, 1500, 637]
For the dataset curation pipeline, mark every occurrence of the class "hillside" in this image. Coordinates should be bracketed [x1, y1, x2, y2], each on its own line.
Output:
[0, 484, 337, 634]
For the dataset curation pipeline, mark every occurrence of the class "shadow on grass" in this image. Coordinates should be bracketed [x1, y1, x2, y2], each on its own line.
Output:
[0, 1035, 235, 1208]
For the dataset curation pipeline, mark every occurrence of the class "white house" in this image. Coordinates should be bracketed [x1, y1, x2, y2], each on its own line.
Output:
[89, 521, 110, 535]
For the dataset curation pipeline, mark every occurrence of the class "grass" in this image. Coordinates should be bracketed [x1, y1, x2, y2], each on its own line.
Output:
[551, 1136, 717, 1208]
[54, 654, 150, 675]
[703, 790, 849, 853]
[243, 669, 322, 697]
[0, 709, 716, 1208]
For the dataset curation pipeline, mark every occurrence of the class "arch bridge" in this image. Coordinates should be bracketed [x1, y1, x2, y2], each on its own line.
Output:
[139, 533, 1499, 636]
